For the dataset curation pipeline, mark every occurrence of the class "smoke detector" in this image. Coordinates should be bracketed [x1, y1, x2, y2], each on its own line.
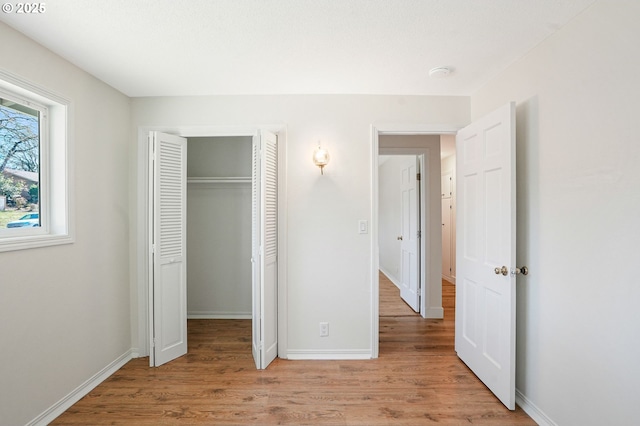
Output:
[429, 67, 453, 78]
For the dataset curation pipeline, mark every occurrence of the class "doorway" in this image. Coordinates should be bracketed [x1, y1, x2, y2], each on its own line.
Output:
[370, 127, 459, 358]
[136, 126, 287, 367]
[376, 135, 459, 353]
[186, 136, 253, 320]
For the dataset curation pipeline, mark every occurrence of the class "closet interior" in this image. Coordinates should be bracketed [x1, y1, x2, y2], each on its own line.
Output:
[186, 136, 253, 319]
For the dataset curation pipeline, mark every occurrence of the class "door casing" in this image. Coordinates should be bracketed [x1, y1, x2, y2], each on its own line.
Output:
[135, 125, 288, 360]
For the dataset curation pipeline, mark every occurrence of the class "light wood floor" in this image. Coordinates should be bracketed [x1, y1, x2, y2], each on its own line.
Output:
[379, 272, 420, 317]
[52, 274, 536, 425]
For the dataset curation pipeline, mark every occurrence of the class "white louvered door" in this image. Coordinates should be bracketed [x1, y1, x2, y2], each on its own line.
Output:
[251, 135, 261, 369]
[150, 131, 188, 367]
[251, 130, 278, 369]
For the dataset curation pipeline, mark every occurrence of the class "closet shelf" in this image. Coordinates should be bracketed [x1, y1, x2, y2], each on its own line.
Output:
[187, 176, 251, 184]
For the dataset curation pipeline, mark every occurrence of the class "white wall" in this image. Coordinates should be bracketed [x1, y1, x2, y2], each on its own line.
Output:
[186, 137, 253, 318]
[472, 1, 640, 424]
[130, 95, 469, 357]
[8, 1, 637, 422]
[0, 23, 131, 425]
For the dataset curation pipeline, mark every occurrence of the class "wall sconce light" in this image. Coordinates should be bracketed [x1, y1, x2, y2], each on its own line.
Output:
[313, 145, 330, 175]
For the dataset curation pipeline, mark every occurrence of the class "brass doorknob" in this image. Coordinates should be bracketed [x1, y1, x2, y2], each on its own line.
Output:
[494, 266, 508, 276]
[512, 266, 529, 275]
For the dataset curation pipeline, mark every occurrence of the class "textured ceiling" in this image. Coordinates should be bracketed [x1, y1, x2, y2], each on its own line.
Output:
[0, 0, 595, 97]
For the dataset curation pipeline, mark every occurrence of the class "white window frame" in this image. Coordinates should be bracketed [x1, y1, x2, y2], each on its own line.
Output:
[0, 70, 72, 252]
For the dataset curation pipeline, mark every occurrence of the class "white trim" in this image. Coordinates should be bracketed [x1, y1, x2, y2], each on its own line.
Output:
[136, 128, 150, 358]
[0, 233, 74, 252]
[136, 124, 288, 361]
[187, 312, 252, 319]
[276, 127, 289, 360]
[27, 349, 133, 426]
[379, 266, 401, 289]
[425, 307, 445, 318]
[286, 349, 372, 360]
[442, 274, 456, 284]
[370, 127, 380, 359]
[516, 388, 557, 426]
[373, 124, 462, 135]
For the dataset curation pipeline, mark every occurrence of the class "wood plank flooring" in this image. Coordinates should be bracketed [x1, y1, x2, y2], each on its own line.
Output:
[52, 276, 536, 425]
[378, 272, 419, 317]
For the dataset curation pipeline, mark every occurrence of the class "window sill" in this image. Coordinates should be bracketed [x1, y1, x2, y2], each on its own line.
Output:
[0, 233, 74, 253]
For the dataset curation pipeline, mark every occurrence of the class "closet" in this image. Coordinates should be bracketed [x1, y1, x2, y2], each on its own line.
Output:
[186, 136, 253, 319]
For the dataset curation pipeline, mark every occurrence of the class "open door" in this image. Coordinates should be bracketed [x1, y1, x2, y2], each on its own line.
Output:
[399, 156, 420, 312]
[455, 102, 517, 409]
[251, 130, 278, 369]
[149, 131, 188, 367]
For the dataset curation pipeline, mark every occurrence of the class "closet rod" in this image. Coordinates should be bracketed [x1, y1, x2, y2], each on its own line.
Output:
[187, 177, 251, 184]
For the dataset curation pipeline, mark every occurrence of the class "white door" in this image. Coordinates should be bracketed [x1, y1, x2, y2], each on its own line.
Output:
[251, 130, 278, 369]
[455, 102, 516, 409]
[149, 131, 188, 367]
[399, 156, 420, 312]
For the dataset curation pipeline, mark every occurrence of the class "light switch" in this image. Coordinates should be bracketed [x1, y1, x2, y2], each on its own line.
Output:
[358, 220, 368, 234]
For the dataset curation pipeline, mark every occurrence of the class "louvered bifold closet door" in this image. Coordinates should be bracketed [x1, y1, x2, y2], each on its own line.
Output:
[261, 131, 278, 368]
[252, 130, 278, 370]
[151, 131, 188, 367]
[251, 135, 262, 369]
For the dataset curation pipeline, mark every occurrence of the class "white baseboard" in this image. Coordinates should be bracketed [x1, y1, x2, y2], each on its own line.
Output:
[28, 349, 133, 426]
[442, 274, 456, 284]
[516, 388, 555, 426]
[425, 307, 444, 319]
[187, 311, 252, 319]
[287, 349, 372, 360]
[379, 267, 401, 289]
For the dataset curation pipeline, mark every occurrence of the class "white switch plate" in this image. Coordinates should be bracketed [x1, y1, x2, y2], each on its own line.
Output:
[358, 220, 368, 234]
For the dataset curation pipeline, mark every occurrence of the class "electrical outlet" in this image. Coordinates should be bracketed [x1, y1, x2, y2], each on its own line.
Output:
[319, 322, 329, 337]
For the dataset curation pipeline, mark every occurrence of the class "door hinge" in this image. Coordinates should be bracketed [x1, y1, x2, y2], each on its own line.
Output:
[417, 230, 421, 239]
[416, 173, 421, 181]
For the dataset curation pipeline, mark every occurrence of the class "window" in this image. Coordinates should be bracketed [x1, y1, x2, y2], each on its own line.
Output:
[0, 71, 71, 251]
[0, 93, 42, 227]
